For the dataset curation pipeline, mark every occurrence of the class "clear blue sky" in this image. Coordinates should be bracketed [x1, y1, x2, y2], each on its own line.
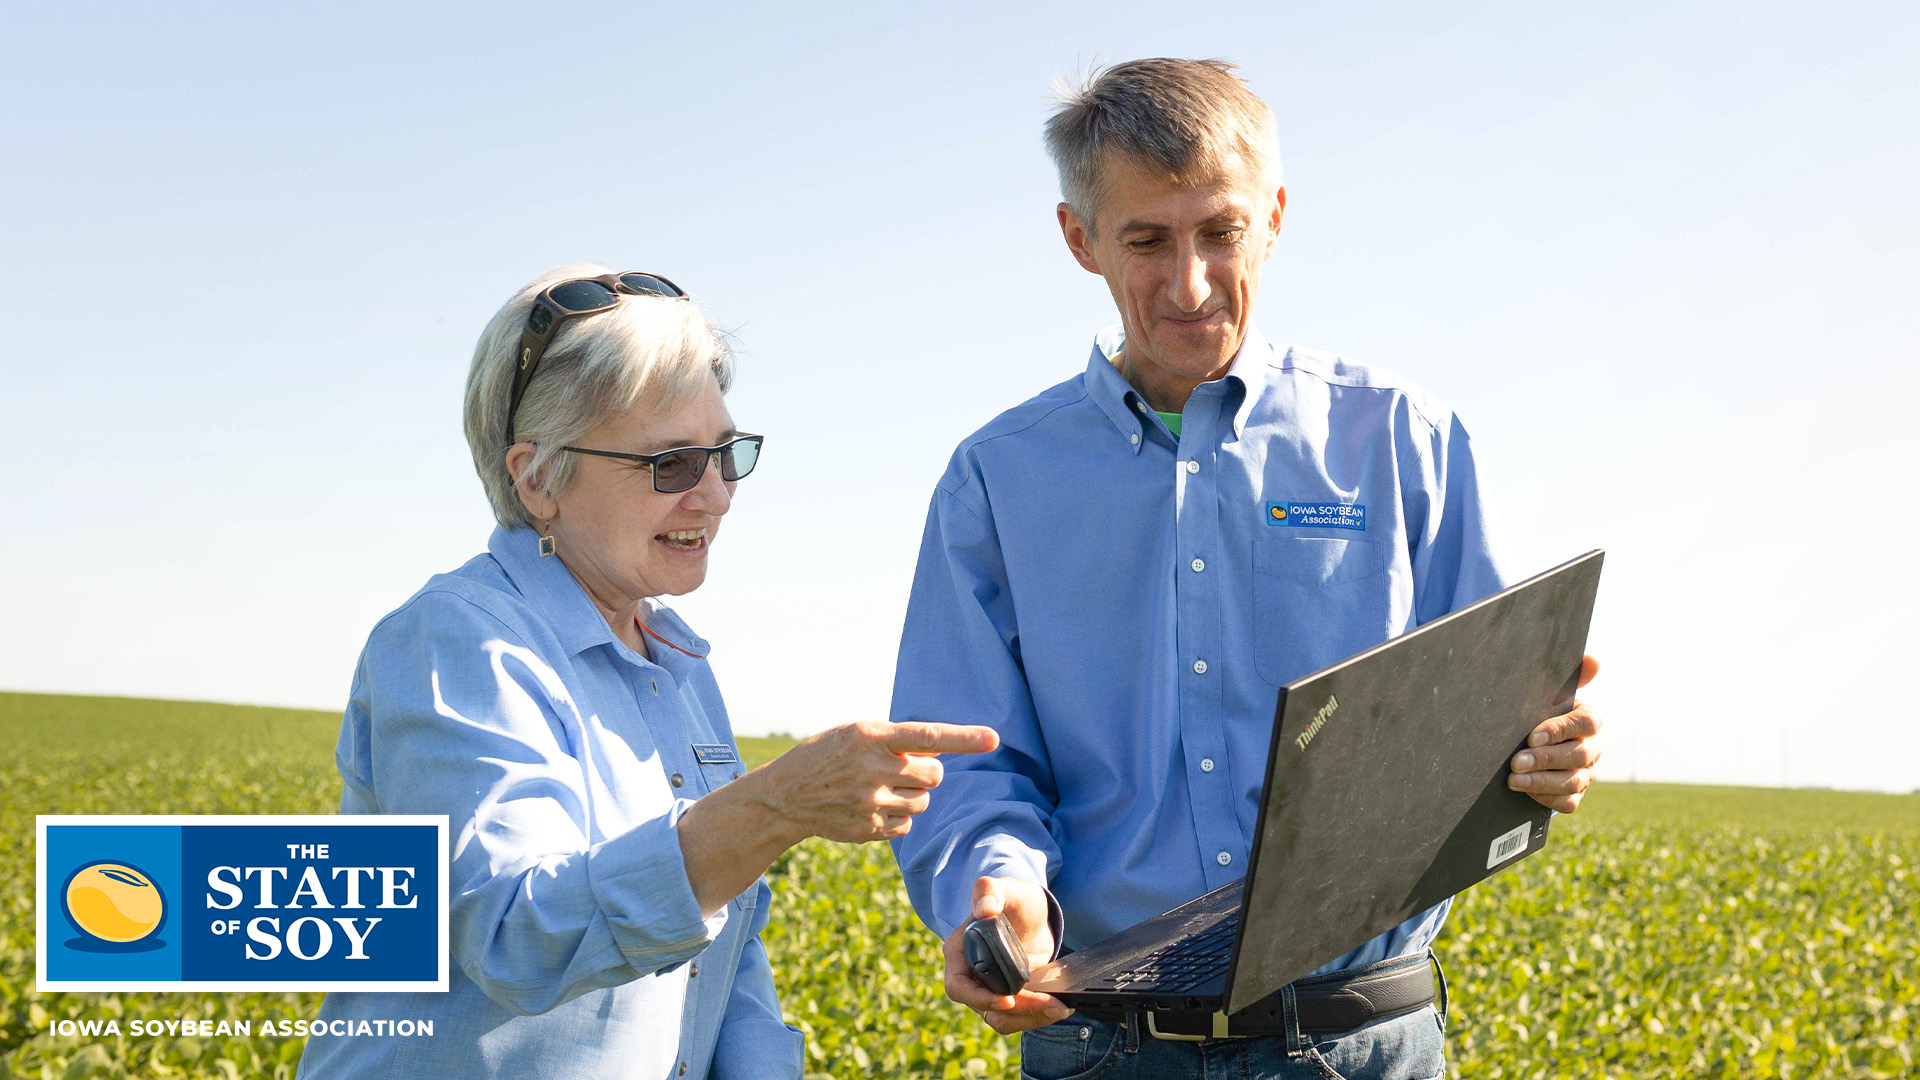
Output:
[4, 1, 1916, 791]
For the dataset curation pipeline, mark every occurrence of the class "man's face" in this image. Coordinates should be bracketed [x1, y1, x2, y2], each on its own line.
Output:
[1059, 152, 1285, 399]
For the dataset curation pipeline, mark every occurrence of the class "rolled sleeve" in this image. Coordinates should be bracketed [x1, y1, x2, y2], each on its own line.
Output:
[340, 590, 724, 1017]
[889, 473, 1063, 940]
[587, 801, 728, 968]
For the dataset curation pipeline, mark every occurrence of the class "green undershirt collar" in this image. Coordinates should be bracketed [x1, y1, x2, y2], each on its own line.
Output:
[1110, 350, 1185, 438]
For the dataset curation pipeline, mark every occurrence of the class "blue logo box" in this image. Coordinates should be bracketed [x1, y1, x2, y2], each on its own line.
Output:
[38, 816, 447, 992]
[1266, 501, 1367, 531]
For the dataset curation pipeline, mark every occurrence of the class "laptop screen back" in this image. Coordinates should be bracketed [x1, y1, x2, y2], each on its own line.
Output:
[1224, 551, 1603, 1012]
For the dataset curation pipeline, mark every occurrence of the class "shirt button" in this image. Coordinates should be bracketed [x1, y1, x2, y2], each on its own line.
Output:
[1191, 558, 1205, 573]
[690, 961, 699, 977]
[1185, 459, 1200, 474]
[1192, 659, 1208, 675]
[1130, 432, 1140, 445]
[1135, 400, 1149, 414]
[679, 1064, 687, 1077]
[1201, 758, 1215, 773]
[670, 773, 684, 788]
[1217, 851, 1233, 866]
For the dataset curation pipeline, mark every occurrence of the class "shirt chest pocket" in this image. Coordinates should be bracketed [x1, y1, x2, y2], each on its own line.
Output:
[1250, 536, 1395, 687]
[687, 743, 755, 914]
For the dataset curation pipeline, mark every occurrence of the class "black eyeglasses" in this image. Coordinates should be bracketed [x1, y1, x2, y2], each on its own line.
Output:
[559, 434, 763, 494]
[504, 271, 689, 446]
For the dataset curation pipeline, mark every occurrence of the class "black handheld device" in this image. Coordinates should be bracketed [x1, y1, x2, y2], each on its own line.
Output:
[962, 913, 1030, 996]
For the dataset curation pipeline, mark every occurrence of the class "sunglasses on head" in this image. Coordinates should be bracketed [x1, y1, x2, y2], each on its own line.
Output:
[504, 271, 688, 446]
[560, 434, 763, 494]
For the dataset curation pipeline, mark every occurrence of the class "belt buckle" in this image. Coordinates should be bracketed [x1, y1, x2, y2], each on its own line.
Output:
[1145, 1010, 1234, 1042]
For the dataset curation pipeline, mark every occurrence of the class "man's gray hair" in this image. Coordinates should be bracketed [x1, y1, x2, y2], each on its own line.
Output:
[1044, 58, 1281, 233]
[463, 263, 733, 529]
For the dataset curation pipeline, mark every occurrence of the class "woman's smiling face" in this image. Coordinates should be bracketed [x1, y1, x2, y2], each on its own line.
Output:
[541, 372, 739, 618]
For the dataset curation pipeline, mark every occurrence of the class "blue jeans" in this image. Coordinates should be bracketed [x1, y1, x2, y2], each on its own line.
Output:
[1018, 1004, 1447, 1080]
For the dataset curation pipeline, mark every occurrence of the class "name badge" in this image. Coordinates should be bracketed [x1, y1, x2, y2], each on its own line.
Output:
[691, 744, 739, 766]
[1267, 501, 1366, 531]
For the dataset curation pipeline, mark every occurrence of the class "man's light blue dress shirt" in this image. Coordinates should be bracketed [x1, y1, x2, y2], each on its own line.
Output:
[297, 525, 803, 1080]
[891, 326, 1512, 977]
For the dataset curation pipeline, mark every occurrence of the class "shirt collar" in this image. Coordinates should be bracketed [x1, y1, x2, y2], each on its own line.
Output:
[637, 599, 712, 676]
[489, 525, 618, 656]
[1083, 323, 1274, 453]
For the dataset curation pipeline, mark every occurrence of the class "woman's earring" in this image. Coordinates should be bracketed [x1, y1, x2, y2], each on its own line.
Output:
[539, 522, 556, 558]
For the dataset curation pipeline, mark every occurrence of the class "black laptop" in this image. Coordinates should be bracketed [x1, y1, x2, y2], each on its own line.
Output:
[1023, 550, 1604, 1019]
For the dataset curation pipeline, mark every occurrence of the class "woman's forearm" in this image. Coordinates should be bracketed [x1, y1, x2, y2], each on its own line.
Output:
[675, 767, 808, 917]
[675, 721, 999, 917]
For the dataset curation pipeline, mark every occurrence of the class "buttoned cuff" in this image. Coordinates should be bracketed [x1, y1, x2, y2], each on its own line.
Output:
[957, 838, 1063, 959]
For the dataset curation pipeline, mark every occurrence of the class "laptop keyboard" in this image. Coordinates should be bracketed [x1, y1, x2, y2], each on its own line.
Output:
[1086, 915, 1238, 993]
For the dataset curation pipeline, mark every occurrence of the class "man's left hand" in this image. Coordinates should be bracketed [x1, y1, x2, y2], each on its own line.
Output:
[1507, 654, 1603, 813]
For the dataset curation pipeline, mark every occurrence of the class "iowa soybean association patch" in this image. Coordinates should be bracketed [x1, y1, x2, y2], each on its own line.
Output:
[1266, 501, 1366, 531]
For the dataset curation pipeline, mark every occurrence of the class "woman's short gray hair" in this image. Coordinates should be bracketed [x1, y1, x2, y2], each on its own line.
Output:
[463, 263, 733, 529]
[1044, 58, 1281, 234]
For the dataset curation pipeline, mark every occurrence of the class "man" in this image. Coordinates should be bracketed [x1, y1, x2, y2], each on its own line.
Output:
[888, 59, 1604, 1077]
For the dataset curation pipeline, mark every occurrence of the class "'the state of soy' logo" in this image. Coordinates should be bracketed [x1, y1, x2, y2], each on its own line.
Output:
[37, 815, 447, 992]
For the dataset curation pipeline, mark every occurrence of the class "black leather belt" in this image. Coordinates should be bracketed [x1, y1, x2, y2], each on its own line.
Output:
[1130, 951, 1442, 1042]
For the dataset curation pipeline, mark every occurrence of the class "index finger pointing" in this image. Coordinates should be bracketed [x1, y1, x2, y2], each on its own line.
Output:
[883, 722, 1000, 756]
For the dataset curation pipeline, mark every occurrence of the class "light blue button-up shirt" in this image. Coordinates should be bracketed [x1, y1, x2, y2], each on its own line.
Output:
[297, 525, 803, 1080]
[891, 326, 1511, 978]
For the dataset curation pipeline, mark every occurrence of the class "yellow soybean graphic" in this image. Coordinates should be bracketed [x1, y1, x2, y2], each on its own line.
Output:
[65, 862, 164, 942]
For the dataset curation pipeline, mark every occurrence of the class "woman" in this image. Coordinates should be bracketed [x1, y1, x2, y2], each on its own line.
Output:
[297, 265, 996, 1080]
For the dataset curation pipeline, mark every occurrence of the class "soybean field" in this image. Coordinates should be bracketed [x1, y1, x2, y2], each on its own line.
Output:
[0, 691, 1914, 1079]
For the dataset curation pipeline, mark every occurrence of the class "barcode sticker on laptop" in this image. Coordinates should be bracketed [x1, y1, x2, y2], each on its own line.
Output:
[1487, 823, 1531, 869]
